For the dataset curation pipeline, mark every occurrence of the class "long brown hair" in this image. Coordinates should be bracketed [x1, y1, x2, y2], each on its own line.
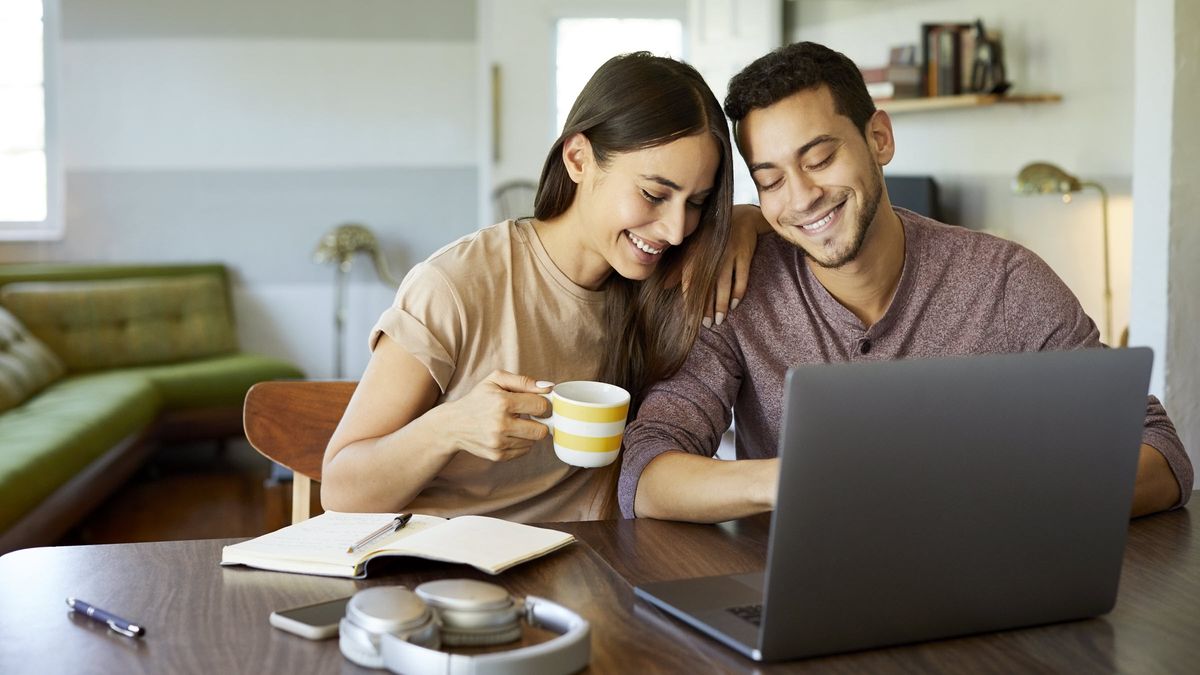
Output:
[534, 52, 733, 409]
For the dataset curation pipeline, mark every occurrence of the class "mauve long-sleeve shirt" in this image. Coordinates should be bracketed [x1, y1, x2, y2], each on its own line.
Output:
[618, 208, 1192, 517]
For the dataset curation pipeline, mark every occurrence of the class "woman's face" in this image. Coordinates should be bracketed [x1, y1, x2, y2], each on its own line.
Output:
[575, 132, 720, 283]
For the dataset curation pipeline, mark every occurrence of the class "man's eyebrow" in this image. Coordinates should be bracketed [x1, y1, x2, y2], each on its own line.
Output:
[640, 174, 683, 191]
[748, 135, 837, 173]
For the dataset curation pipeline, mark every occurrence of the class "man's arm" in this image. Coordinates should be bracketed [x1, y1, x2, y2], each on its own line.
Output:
[1004, 249, 1193, 515]
[1132, 443, 1182, 517]
[635, 452, 778, 523]
[618, 313, 754, 520]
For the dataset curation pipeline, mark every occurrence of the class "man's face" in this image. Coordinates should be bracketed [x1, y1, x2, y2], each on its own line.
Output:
[739, 86, 893, 268]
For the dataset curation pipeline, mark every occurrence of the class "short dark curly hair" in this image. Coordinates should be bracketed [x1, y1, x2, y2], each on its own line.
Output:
[724, 42, 876, 143]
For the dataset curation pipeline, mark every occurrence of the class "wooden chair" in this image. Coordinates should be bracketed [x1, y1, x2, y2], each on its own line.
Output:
[243, 380, 357, 523]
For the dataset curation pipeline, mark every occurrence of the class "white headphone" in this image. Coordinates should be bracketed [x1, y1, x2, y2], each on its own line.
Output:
[339, 579, 591, 675]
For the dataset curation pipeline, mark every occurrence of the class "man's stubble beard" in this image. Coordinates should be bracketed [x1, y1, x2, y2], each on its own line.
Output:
[795, 166, 883, 270]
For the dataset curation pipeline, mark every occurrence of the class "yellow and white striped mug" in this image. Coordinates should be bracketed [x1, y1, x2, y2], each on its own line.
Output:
[540, 381, 630, 467]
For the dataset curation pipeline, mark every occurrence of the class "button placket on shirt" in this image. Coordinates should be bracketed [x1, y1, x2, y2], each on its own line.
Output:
[851, 333, 874, 358]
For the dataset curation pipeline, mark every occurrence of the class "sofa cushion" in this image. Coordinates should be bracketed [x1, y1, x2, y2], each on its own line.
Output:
[0, 372, 160, 533]
[126, 353, 305, 410]
[0, 274, 238, 372]
[0, 307, 66, 413]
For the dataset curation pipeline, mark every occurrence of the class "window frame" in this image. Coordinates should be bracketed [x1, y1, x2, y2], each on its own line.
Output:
[0, 0, 63, 241]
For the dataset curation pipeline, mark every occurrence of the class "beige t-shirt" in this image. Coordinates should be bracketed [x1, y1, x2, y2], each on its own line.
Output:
[369, 219, 617, 522]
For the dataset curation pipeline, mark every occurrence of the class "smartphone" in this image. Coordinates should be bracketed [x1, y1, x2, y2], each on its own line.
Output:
[269, 596, 351, 640]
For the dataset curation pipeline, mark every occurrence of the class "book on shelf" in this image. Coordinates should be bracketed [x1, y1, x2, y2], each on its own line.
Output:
[860, 64, 921, 85]
[220, 511, 575, 578]
[861, 64, 923, 101]
[866, 81, 922, 101]
[889, 44, 918, 66]
[921, 22, 978, 97]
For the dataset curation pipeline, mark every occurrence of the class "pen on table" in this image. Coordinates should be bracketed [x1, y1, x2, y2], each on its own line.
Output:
[347, 513, 413, 553]
[66, 598, 146, 639]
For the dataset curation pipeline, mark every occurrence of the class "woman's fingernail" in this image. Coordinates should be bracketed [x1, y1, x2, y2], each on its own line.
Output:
[730, 298, 740, 311]
[702, 317, 713, 329]
[535, 380, 554, 389]
[715, 312, 725, 326]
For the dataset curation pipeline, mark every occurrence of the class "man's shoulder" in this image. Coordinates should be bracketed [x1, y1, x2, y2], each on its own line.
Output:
[899, 208, 1035, 268]
[736, 231, 806, 307]
[751, 229, 801, 271]
[898, 208, 1071, 309]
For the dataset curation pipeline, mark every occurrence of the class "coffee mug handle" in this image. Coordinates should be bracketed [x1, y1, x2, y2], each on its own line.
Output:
[537, 393, 554, 433]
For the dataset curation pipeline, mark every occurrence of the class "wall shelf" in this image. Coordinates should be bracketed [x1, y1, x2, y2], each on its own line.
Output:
[877, 93, 1063, 114]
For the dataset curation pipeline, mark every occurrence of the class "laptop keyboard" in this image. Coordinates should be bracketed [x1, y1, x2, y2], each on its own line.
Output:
[726, 603, 763, 626]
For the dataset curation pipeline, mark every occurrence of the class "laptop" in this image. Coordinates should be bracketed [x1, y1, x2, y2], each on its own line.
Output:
[634, 348, 1152, 661]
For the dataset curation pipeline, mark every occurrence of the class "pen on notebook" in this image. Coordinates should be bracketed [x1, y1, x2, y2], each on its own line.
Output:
[347, 513, 413, 553]
[66, 598, 146, 638]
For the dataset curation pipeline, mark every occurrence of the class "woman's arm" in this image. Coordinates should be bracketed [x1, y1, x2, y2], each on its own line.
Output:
[696, 203, 772, 326]
[320, 335, 552, 513]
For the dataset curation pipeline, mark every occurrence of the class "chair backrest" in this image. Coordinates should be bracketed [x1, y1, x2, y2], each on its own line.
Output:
[243, 380, 357, 523]
[492, 179, 537, 221]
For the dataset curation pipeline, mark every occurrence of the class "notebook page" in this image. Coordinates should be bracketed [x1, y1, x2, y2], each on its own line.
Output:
[379, 515, 574, 573]
[226, 512, 447, 565]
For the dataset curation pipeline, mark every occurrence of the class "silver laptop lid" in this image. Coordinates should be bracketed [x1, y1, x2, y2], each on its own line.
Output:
[759, 348, 1151, 659]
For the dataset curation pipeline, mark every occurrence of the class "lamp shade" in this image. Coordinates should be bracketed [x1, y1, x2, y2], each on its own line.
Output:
[1013, 162, 1083, 196]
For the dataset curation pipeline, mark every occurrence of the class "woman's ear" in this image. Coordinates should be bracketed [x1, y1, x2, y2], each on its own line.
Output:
[561, 133, 593, 184]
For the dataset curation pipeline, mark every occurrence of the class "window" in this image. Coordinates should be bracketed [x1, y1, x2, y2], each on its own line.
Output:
[554, 18, 684, 135]
[0, 0, 60, 240]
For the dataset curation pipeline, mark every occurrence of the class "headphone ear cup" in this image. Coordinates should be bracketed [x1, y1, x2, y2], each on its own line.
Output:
[416, 579, 523, 647]
[439, 622, 523, 647]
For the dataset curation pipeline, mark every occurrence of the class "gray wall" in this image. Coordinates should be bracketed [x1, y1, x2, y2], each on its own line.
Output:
[4, 168, 476, 285]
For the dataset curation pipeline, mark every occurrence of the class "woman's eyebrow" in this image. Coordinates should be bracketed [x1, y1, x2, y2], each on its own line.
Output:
[640, 174, 683, 191]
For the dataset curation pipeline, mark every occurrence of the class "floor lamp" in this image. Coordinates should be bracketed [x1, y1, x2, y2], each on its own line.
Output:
[313, 223, 401, 378]
[1013, 162, 1114, 344]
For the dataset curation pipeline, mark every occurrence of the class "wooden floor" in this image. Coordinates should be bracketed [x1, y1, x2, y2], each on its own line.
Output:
[56, 439, 287, 546]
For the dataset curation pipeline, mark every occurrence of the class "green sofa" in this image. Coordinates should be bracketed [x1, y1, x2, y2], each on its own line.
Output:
[0, 263, 304, 553]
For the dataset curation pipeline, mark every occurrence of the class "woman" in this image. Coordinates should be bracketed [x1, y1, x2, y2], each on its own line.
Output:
[321, 52, 741, 521]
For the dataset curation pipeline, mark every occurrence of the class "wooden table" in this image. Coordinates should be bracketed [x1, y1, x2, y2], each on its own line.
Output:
[1, 496, 1196, 674]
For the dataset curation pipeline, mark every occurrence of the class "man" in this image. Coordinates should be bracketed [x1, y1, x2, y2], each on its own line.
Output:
[617, 42, 1191, 522]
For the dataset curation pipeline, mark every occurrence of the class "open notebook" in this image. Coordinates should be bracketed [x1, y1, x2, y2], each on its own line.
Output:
[220, 512, 575, 578]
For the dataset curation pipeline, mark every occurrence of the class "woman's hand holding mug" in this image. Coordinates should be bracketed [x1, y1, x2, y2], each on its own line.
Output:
[439, 370, 553, 463]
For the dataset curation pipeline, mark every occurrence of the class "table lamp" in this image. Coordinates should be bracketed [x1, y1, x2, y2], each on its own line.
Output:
[313, 223, 401, 377]
[1013, 162, 1113, 344]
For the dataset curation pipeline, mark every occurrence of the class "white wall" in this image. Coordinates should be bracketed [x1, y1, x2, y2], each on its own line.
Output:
[62, 40, 476, 170]
[1130, 0, 1200, 481]
[791, 0, 1135, 347]
[1130, 0, 1174, 399]
[1164, 0, 1200, 471]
